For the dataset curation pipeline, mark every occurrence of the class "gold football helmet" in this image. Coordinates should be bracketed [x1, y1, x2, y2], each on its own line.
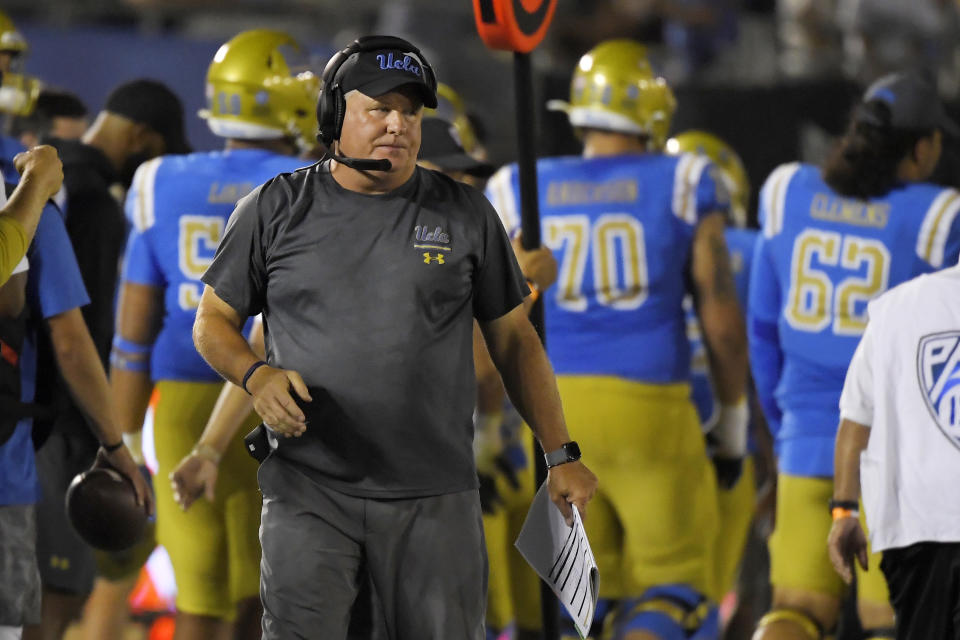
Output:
[667, 130, 750, 227]
[424, 83, 478, 155]
[549, 39, 676, 150]
[0, 10, 27, 57]
[0, 10, 40, 117]
[200, 29, 319, 150]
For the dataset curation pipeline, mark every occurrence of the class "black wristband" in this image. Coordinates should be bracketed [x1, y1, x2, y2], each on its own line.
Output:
[242, 360, 268, 395]
[828, 498, 859, 513]
[101, 440, 124, 453]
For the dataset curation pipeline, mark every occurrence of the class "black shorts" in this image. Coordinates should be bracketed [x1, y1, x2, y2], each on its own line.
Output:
[258, 456, 487, 640]
[880, 541, 960, 640]
[34, 426, 99, 595]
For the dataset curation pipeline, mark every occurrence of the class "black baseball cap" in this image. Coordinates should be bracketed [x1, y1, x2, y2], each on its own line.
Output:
[857, 72, 960, 137]
[104, 79, 191, 154]
[338, 48, 437, 109]
[418, 117, 494, 177]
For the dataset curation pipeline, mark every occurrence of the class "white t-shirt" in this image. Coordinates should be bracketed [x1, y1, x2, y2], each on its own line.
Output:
[840, 264, 960, 552]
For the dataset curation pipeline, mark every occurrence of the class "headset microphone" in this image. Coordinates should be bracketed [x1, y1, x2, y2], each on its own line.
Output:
[325, 147, 392, 172]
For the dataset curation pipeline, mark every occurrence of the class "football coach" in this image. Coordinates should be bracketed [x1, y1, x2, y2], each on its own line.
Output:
[193, 35, 597, 639]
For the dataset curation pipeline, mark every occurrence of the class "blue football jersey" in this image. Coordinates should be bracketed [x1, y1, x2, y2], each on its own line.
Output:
[122, 149, 308, 382]
[688, 227, 757, 428]
[748, 162, 960, 476]
[486, 152, 727, 383]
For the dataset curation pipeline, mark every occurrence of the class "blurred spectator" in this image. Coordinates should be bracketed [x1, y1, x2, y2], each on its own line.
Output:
[776, 0, 843, 78]
[836, 0, 960, 83]
[661, 0, 741, 81]
[10, 90, 88, 148]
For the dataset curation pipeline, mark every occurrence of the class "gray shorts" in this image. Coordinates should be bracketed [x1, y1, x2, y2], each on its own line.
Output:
[258, 456, 487, 640]
[34, 427, 98, 595]
[0, 505, 41, 626]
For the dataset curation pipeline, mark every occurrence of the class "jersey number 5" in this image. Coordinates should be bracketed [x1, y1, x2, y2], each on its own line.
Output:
[785, 229, 890, 335]
[178, 215, 225, 310]
[543, 214, 649, 312]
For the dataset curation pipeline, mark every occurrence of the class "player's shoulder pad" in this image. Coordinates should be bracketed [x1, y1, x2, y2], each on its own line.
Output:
[127, 156, 165, 232]
[915, 185, 960, 268]
[758, 161, 802, 239]
[484, 163, 520, 234]
[670, 151, 713, 225]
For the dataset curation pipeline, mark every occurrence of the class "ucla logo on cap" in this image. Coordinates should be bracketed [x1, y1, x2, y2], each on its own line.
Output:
[376, 52, 421, 77]
[918, 332, 960, 449]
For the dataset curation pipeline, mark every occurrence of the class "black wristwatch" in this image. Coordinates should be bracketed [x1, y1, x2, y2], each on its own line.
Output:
[544, 441, 581, 468]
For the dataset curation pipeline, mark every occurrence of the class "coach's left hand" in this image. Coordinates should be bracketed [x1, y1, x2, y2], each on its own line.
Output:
[547, 461, 598, 526]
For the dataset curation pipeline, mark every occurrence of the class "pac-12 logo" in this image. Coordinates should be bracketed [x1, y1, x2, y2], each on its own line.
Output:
[918, 332, 960, 449]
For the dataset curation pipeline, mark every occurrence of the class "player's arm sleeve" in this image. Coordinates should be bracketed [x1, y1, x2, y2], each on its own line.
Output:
[121, 160, 165, 286]
[121, 226, 164, 287]
[26, 205, 90, 319]
[200, 185, 269, 318]
[747, 233, 783, 437]
[672, 155, 730, 227]
[839, 310, 877, 427]
[694, 159, 731, 220]
[472, 191, 529, 322]
[937, 190, 960, 268]
[483, 165, 521, 238]
[124, 157, 162, 230]
[0, 214, 26, 285]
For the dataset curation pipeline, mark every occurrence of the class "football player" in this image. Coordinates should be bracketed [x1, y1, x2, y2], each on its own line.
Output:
[109, 29, 318, 640]
[486, 39, 748, 640]
[748, 72, 960, 640]
[668, 131, 767, 634]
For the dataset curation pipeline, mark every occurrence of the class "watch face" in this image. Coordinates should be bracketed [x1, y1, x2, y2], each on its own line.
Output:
[564, 441, 581, 461]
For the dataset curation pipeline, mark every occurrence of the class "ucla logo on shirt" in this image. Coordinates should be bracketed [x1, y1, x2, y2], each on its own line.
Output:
[917, 331, 960, 449]
[412, 223, 452, 262]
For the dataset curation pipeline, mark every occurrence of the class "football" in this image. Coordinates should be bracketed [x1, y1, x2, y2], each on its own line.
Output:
[65, 467, 148, 552]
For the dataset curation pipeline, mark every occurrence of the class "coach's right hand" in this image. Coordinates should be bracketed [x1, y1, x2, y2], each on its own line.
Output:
[245, 365, 312, 437]
[14, 145, 64, 200]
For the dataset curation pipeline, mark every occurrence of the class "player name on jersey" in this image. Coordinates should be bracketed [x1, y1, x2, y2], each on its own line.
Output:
[810, 192, 890, 229]
[546, 178, 639, 206]
[208, 182, 255, 204]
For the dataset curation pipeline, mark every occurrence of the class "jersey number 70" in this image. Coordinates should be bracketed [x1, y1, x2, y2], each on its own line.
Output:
[543, 214, 649, 312]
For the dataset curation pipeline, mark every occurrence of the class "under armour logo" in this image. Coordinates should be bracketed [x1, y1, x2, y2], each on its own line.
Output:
[423, 253, 445, 264]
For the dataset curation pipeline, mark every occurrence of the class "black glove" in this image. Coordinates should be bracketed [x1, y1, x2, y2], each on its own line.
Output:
[478, 472, 502, 514]
[712, 456, 744, 491]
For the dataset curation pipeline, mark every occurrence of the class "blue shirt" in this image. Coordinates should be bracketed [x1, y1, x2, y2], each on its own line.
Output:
[748, 163, 960, 476]
[486, 152, 727, 382]
[122, 149, 307, 382]
[0, 205, 89, 506]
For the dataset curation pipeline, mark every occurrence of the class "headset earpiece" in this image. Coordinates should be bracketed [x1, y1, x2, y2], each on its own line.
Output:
[333, 86, 345, 143]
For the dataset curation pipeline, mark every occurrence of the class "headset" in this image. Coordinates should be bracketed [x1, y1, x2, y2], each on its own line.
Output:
[317, 35, 437, 171]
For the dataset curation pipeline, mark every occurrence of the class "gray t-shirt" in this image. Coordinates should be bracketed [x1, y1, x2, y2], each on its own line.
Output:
[202, 162, 527, 498]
